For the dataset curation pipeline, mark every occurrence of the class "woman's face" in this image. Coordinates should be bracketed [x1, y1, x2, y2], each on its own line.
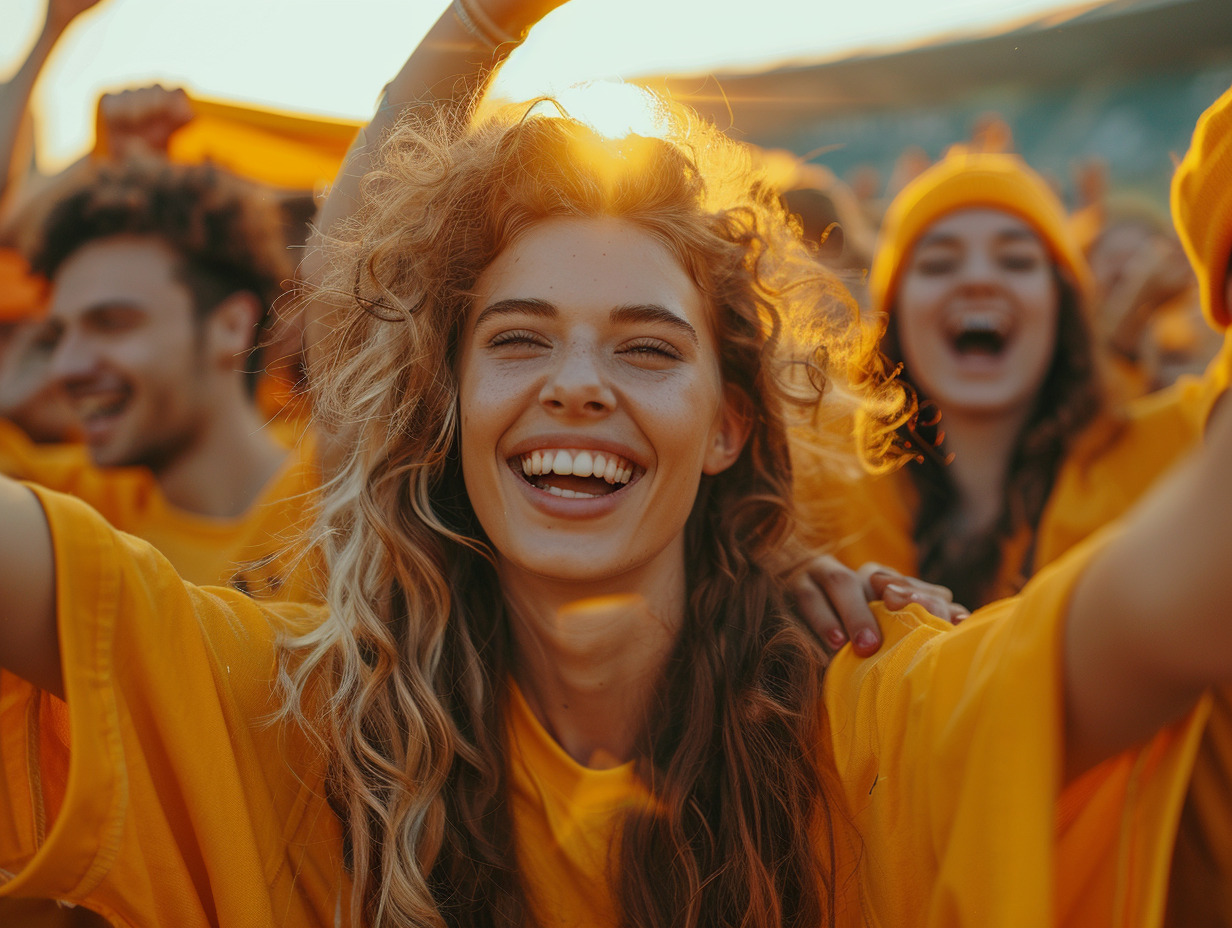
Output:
[894, 208, 1059, 418]
[456, 215, 746, 590]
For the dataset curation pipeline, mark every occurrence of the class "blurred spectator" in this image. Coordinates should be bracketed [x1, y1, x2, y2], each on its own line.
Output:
[810, 148, 1203, 609]
[759, 149, 878, 305]
[884, 144, 932, 200]
[970, 112, 1015, 153]
[0, 158, 321, 599]
[1086, 196, 1206, 397]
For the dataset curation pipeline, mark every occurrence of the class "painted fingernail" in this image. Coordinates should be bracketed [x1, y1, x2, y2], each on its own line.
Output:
[827, 629, 847, 648]
[855, 629, 880, 652]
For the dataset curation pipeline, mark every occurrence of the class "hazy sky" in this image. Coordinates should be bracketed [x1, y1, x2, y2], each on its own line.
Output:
[5, 0, 1082, 169]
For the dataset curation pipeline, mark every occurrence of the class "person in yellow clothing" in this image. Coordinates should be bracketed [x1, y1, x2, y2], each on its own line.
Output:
[0, 156, 321, 599]
[820, 148, 1204, 609]
[1157, 80, 1232, 927]
[0, 3, 1225, 926]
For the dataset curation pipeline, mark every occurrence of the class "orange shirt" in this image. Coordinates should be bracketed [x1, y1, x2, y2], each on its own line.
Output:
[0, 419, 322, 599]
[0, 488, 1211, 926]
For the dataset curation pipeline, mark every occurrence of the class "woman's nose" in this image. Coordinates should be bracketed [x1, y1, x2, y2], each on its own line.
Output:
[538, 348, 617, 416]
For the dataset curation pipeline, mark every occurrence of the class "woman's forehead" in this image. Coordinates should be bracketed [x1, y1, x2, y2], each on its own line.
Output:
[470, 216, 708, 330]
[917, 208, 1043, 247]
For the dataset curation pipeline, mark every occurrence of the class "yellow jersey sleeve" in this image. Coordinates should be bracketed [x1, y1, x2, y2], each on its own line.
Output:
[1037, 385, 1204, 570]
[0, 487, 344, 926]
[824, 530, 1211, 928]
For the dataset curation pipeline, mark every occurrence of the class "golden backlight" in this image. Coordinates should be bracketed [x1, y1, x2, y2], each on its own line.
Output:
[4, 0, 1076, 172]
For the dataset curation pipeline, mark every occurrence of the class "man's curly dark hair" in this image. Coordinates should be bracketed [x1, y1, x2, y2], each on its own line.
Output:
[26, 158, 293, 393]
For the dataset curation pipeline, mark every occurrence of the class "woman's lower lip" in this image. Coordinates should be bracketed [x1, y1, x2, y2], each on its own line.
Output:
[509, 467, 633, 518]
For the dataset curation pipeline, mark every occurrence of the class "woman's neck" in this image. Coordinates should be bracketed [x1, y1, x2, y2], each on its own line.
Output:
[499, 543, 686, 769]
[935, 407, 1031, 535]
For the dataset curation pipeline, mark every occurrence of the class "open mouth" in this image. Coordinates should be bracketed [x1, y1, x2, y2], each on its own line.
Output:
[511, 448, 640, 499]
[946, 316, 1012, 357]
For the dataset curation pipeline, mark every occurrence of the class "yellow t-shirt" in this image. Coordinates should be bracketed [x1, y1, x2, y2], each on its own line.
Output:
[0, 419, 322, 600]
[0, 488, 1212, 926]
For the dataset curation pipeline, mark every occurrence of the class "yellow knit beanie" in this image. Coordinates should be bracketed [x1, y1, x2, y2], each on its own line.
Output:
[868, 149, 1092, 317]
[1171, 83, 1232, 331]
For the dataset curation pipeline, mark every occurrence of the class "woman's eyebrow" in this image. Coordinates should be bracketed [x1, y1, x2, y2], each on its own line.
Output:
[610, 304, 699, 347]
[473, 297, 556, 329]
[913, 234, 962, 255]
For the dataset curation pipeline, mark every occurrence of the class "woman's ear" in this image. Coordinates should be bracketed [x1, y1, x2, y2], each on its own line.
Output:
[702, 386, 753, 475]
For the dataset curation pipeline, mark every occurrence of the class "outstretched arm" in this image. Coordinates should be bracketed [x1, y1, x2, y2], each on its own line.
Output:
[0, 475, 58, 697]
[1065, 394, 1232, 777]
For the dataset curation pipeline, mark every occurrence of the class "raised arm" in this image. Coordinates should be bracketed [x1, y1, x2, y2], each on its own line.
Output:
[0, 475, 58, 697]
[300, 0, 566, 468]
[1064, 393, 1232, 777]
[0, 0, 106, 214]
[311, 0, 564, 245]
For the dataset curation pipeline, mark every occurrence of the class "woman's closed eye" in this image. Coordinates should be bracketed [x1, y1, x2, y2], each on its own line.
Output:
[997, 250, 1044, 272]
[487, 329, 551, 352]
[912, 252, 959, 276]
[618, 337, 684, 364]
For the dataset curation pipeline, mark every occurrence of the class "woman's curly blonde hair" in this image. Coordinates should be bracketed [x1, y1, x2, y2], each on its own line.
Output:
[279, 91, 910, 927]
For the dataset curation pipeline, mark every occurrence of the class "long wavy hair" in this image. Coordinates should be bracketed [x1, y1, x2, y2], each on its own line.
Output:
[881, 265, 1104, 608]
[280, 92, 908, 927]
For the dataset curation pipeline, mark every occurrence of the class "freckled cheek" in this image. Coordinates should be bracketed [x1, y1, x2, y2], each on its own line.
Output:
[637, 378, 723, 466]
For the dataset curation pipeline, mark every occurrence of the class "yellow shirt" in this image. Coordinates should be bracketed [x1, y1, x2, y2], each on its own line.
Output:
[0, 419, 322, 600]
[0, 488, 1211, 926]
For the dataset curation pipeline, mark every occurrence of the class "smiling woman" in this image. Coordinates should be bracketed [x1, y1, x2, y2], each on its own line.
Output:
[298, 93, 890, 923]
[822, 148, 1203, 608]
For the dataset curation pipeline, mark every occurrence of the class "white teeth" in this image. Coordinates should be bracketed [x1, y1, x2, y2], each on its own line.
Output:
[545, 486, 599, 499]
[516, 448, 637, 484]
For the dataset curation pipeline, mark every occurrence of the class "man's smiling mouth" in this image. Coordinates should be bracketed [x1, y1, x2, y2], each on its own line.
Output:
[70, 384, 132, 439]
[512, 449, 638, 499]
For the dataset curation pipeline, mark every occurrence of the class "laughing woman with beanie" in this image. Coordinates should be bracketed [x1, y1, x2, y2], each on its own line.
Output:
[0, 3, 1228, 926]
[818, 148, 1206, 609]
